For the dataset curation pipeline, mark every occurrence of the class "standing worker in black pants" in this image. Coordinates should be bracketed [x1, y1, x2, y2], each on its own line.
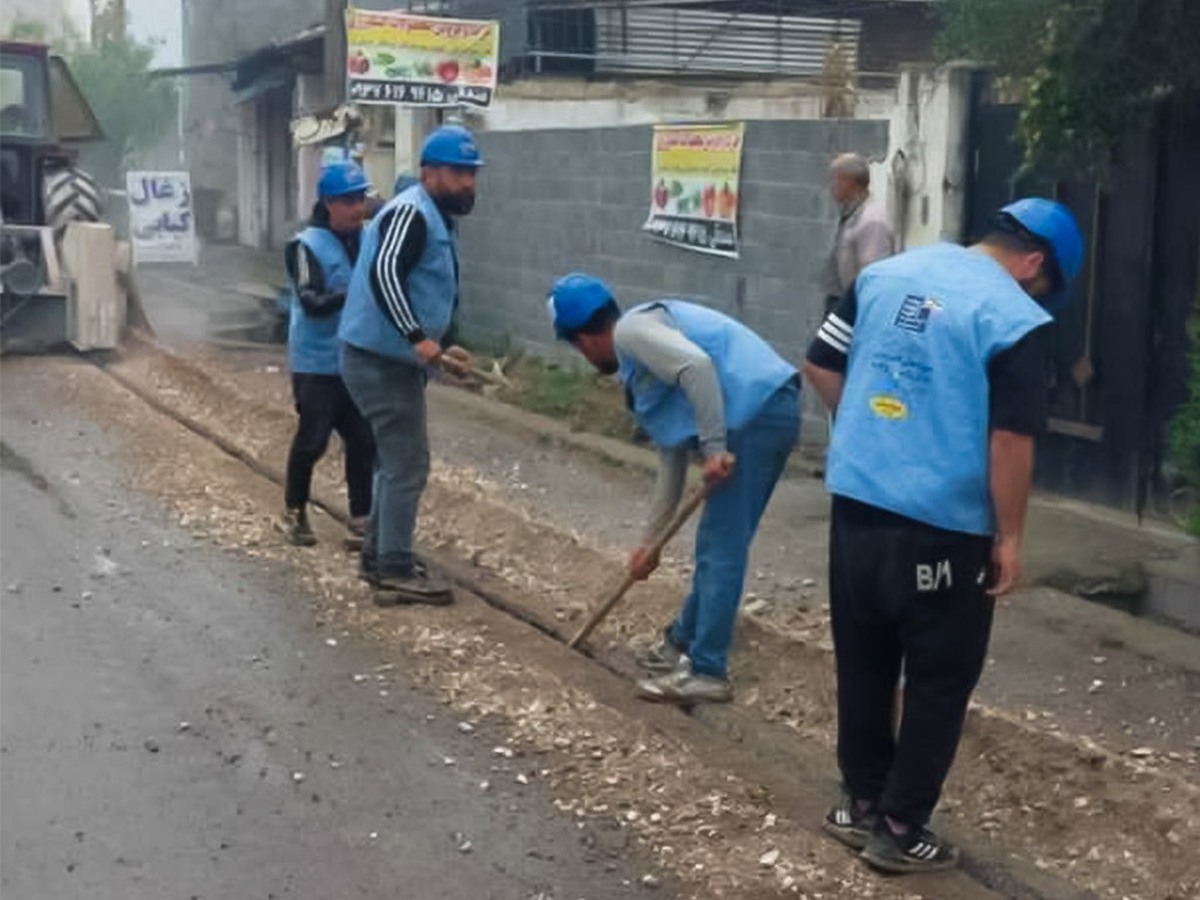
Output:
[280, 161, 376, 549]
[803, 198, 1084, 873]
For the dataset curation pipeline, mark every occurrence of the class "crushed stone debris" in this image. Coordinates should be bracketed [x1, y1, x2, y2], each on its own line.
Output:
[68, 349, 1200, 900]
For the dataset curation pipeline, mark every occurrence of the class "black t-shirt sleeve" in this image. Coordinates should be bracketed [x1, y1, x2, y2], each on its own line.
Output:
[988, 325, 1051, 435]
[805, 284, 858, 373]
[368, 204, 429, 342]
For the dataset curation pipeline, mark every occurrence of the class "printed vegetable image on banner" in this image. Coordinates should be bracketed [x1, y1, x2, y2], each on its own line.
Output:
[644, 123, 744, 258]
[345, 8, 499, 108]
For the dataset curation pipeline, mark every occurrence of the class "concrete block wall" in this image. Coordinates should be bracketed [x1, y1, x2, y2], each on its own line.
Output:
[455, 119, 889, 434]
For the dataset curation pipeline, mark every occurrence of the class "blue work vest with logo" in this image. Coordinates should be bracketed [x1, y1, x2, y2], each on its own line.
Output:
[338, 183, 457, 364]
[827, 243, 1052, 535]
[617, 301, 797, 449]
[286, 226, 355, 375]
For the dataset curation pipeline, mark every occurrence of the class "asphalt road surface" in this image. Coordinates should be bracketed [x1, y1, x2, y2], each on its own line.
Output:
[0, 361, 660, 900]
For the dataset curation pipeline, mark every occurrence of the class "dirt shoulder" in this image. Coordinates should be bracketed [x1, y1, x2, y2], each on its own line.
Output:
[51, 338, 1196, 900]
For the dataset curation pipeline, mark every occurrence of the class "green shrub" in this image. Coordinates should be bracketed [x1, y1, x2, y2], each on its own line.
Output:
[1168, 289, 1200, 534]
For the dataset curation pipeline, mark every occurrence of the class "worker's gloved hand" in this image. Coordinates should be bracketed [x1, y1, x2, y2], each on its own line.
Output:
[701, 452, 736, 487]
[442, 345, 474, 378]
[629, 545, 661, 581]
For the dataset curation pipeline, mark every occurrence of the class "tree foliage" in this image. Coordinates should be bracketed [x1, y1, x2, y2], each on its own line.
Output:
[938, 0, 1200, 171]
[3, 13, 174, 187]
[1169, 288, 1200, 533]
[3, 18, 50, 42]
[64, 32, 176, 187]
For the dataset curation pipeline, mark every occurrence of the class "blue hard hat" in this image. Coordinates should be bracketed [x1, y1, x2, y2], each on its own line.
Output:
[547, 273, 616, 340]
[420, 125, 484, 169]
[318, 161, 370, 199]
[997, 198, 1085, 311]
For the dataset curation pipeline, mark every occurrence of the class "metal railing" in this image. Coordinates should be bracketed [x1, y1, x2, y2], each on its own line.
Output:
[526, 1, 861, 78]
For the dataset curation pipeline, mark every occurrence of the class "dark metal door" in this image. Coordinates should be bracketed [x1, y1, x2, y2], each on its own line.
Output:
[966, 92, 1197, 511]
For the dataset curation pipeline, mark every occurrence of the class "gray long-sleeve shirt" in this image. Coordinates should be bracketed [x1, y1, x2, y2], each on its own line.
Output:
[612, 305, 726, 542]
[821, 193, 895, 297]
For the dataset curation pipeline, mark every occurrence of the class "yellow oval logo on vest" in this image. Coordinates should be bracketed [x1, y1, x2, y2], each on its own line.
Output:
[869, 394, 908, 420]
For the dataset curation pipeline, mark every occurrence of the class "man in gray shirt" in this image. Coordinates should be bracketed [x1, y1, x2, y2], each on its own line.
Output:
[547, 274, 800, 705]
[822, 153, 895, 313]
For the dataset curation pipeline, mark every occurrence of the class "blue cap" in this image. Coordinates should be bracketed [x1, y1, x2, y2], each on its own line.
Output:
[997, 198, 1085, 312]
[547, 273, 615, 340]
[317, 161, 370, 199]
[420, 125, 484, 169]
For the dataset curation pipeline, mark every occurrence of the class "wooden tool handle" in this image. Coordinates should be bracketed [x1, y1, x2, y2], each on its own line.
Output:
[568, 483, 711, 649]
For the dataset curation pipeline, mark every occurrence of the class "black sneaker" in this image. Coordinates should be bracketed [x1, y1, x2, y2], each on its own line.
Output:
[281, 507, 317, 547]
[861, 821, 959, 874]
[372, 570, 454, 607]
[822, 796, 877, 850]
[361, 559, 429, 586]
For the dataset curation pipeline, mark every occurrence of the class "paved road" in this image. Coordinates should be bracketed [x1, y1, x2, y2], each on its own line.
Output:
[0, 363, 658, 900]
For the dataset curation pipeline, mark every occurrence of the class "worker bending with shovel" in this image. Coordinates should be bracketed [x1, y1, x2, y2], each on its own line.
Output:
[547, 274, 800, 705]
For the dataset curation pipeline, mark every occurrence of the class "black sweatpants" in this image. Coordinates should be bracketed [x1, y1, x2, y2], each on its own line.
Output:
[285, 373, 375, 518]
[829, 495, 995, 827]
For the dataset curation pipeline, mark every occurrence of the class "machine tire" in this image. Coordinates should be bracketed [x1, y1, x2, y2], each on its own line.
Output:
[43, 166, 101, 238]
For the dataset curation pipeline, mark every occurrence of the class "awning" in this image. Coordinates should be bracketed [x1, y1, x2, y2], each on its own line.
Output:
[149, 61, 238, 79]
[233, 70, 294, 105]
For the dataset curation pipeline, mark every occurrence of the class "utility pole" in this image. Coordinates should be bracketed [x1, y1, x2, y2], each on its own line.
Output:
[324, 0, 348, 109]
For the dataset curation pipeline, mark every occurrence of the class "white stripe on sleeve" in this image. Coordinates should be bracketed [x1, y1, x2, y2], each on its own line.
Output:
[375, 204, 420, 335]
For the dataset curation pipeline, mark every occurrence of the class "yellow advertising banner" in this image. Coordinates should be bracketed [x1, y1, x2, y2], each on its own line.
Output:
[644, 123, 744, 258]
[345, 8, 499, 108]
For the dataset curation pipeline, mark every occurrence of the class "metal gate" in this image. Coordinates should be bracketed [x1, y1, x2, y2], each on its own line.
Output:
[965, 85, 1199, 512]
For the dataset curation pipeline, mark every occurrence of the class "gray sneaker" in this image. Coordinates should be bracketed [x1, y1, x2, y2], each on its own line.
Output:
[635, 640, 687, 673]
[281, 507, 317, 547]
[373, 571, 454, 607]
[636, 669, 732, 705]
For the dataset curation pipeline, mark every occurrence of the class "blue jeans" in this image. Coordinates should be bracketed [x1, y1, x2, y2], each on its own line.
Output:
[667, 381, 800, 678]
[340, 343, 428, 577]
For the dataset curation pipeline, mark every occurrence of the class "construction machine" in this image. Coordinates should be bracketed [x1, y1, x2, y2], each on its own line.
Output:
[1, 40, 143, 353]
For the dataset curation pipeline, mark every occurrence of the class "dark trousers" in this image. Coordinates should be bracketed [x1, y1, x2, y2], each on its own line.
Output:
[339, 345, 428, 578]
[285, 372, 375, 518]
[829, 496, 995, 827]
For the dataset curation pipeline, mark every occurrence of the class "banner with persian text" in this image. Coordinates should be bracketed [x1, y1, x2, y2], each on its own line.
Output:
[644, 123, 744, 258]
[345, 8, 499, 108]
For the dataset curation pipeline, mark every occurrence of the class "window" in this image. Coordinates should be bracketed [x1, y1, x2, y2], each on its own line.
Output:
[0, 52, 49, 139]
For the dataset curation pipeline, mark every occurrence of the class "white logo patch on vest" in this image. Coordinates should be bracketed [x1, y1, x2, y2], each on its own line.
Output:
[916, 559, 953, 592]
[894, 295, 943, 333]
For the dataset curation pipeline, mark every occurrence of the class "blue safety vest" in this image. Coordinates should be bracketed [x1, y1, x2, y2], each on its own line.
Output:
[827, 243, 1052, 535]
[286, 226, 355, 375]
[617, 300, 798, 449]
[338, 183, 457, 364]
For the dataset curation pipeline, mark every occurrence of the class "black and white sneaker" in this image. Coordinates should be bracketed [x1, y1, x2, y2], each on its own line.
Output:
[861, 821, 959, 874]
[822, 795, 877, 850]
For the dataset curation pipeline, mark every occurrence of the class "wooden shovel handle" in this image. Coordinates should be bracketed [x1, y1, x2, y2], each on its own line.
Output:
[568, 483, 711, 649]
